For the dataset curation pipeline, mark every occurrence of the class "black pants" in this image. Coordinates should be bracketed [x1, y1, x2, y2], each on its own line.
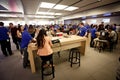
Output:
[0, 39, 13, 56]
[109, 41, 115, 51]
[90, 37, 95, 47]
[12, 37, 19, 50]
[40, 54, 53, 65]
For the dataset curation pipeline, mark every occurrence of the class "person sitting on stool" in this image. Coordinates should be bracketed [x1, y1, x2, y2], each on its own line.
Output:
[36, 29, 53, 67]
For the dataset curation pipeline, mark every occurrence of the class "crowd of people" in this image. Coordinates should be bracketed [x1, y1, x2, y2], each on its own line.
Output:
[0, 21, 119, 67]
[0, 21, 120, 80]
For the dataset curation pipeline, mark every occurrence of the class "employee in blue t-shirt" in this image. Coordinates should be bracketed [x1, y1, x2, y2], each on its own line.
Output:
[0, 22, 13, 56]
[90, 25, 97, 47]
[20, 26, 33, 68]
[77, 23, 87, 37]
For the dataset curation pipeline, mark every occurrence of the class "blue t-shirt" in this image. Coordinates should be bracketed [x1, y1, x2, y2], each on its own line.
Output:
[85, 25, 90, 32]
[54, 25, 59, 30]
[78, 27, 87, 37]
[90, 28, 97, 38]
[113, 26, 116, 31]
[20, 30, 32, 48]
[0, 26, 9, 40]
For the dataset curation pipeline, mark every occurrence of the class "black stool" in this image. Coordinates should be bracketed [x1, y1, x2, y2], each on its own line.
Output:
[41, 59, 55, 80]
[69, 48, 80, 67]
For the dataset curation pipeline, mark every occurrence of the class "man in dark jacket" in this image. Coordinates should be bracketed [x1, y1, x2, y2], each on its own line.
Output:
[9, 23, 19, 50]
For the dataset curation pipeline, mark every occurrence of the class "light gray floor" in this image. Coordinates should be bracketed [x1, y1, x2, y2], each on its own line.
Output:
[0, 40, 120, 80]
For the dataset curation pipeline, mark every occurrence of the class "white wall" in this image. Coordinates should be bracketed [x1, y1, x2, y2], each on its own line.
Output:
[0, 17, 55, 26]
[85, 16, 120, 25]
[64, 16, 120, 25]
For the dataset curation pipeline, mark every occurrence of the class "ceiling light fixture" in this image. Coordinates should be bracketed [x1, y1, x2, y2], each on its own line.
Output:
[39, 2, 78, 11]
[0, 14, 17, 17]
[54, 4, 68, 10]
[91, 15, 97, 18]
[55, 13, 62, 15]
[64, 6, 78, 11]
[27, 15, 55, 18]
[37, 12, 54, 15]
[40, 2, 55, 8]
[103, 13, 111, 16]
[36, 12, 62, 15]
[35, 15, 55, 18]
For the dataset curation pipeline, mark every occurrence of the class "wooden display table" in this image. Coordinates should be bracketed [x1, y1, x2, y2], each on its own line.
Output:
[27, 35, 87, 73]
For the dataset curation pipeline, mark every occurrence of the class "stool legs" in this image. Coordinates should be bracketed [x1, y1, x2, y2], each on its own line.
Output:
[69, 50, 72, 62]
[78, 51, 80, 66]
[70, 51, 74, 67]
[41, 59, 55, 80]
[69, 49, 80, 67]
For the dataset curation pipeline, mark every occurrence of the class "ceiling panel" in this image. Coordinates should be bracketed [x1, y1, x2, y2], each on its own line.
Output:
[59, 0, 80, 5]
[74, 0, 97, 7]
[62, 0, 120, 17]
[38, 8, 50, 12]
[0, 0, 120, 19]
[40, 0, 60, 3]
[21, 0, 40, 14]
[74, 0, 120, 12]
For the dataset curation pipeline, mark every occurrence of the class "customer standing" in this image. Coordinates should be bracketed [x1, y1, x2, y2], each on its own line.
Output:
[0, 22, 13, 56]
[36, 29, 53, 67]
[9, 23, 19, 50]
[108, 27, 117, 51]
[17, 25, 24, 55]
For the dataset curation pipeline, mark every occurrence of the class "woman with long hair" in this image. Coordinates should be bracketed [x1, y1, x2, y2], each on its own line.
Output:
[36, 29, 53, 67]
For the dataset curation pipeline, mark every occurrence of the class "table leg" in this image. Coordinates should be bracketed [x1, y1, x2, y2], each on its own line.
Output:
[28, 47, 36, 73]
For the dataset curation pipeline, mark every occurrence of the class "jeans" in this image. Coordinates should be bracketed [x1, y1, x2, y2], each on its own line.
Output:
[22, 47, 29, 68]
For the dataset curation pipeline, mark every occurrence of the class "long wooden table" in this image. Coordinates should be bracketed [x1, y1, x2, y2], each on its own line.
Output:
[27, 35, 87, 73]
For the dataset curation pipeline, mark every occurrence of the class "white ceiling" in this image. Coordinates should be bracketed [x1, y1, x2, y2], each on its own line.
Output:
[0, 0, 120, 19]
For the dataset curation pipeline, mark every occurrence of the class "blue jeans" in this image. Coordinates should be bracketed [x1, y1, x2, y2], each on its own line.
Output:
[21, 47, 29, 68]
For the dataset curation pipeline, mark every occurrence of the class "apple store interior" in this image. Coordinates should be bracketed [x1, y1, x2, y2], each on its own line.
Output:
[0, 0, 120, 80]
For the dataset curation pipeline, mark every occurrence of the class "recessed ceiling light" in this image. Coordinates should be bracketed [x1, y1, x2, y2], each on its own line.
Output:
[40, 2, 55, 8]
[36, 11, 62, 15]
[54, 4, 68, 10]
[0, 14, 17, 17]
[27, 15, 55, 18]
[64, 6, 79, 11]
[103, 13, 111, 16]
[36, 12, 54, 15]
[35, 15, 55, 18]
[92, 15, 97, 18]
[55, 13, 62, 15]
